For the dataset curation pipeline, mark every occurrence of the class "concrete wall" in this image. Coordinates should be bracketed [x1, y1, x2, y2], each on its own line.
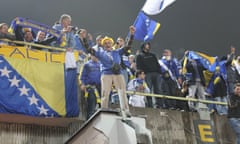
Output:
[131, 107, 236, 144]
[0, 121, 81, 144]
[0, 107, 236, 144]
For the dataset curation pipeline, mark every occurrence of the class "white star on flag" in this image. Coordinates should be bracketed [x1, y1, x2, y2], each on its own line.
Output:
[0, 66, 12, 78]
[28, 94, 39, 106]
[8, 75, 21, 87]
[18, 85, 30, 96]
[37, 105, 49, 115]
[0, 60, 3, 63]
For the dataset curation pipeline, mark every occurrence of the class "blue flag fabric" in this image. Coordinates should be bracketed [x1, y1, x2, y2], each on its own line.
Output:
[205, 60, 227, 95]
[64, 69, 79, 117]
[219, 60, 227, 81]
[0, 56, 79, 117]
[133, 11, 160, 41]
[187, 51, 218, 72]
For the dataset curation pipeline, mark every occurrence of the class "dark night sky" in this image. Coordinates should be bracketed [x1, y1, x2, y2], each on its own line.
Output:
[1, 0, 240, 58]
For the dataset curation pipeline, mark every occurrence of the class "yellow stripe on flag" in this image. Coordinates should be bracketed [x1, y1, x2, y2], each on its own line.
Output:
[197, 52, 215, 65]
[6, 57, 66, 116]
[0, 45, 78, 64]
[153, 23, 161, 35]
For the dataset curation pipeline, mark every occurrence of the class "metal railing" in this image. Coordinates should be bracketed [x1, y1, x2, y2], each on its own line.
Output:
[126, 91, 228, 106]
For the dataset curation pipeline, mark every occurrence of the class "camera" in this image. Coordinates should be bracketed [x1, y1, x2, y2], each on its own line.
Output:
[71, 26, 78, 31]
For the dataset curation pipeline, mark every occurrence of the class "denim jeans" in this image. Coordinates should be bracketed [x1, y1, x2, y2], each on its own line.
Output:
[187, 82, 205, 110]
[207, 97, 228, 115]
[86, 88, 97, 119]
[145, 72, 162, 108]
[229, 118, 240, 144]
[214, 97, 228, 115]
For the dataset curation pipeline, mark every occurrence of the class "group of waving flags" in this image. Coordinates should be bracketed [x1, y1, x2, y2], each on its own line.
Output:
[0, 0, 229, 119]
[2, 0, 226, 118]
[133, 0, 176, 41]
[0, 0, 175, 118]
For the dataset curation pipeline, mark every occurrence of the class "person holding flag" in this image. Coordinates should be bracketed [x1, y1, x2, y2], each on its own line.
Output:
[87, 26, 136, 118]
[184, 51, 207, 111]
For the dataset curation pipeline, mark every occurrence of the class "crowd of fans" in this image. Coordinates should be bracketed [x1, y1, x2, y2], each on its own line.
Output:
[1, 14, 240, 142]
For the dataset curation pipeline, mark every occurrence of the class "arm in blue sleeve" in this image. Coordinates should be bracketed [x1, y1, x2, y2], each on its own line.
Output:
[80, 63, 88, 85]
[69, 33, 76, 49]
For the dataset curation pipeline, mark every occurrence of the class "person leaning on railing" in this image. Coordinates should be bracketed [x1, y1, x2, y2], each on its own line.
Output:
[0, 23, 16, 45]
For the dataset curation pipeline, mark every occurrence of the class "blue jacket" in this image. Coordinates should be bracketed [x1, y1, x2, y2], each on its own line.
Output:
[52, 24, 76, 48]
[160, 58, 180, 79]
[95, 47, 125, 74]
[74, 34, 94, 60]
[80, 60, 101, 85]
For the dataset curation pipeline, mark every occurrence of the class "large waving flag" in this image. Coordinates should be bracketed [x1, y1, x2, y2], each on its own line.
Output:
[186, 51, 218, 72]
[142, 0, 176, 15]
[133, 11, 160, 41]
[0, 47, 79, 117]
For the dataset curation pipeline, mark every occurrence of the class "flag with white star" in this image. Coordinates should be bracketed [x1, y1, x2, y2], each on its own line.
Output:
[0, 56, 79, 117]
[133, 11, 160, 42]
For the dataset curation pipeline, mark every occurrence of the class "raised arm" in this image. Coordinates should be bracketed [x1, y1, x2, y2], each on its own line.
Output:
[124, 26, 136, 52]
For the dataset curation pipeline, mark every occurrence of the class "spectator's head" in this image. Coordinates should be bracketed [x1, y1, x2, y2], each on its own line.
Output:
[163, 49, 172, 60]
[23, 29, 33, 42]
[90, 53, 98, 62]
[0, 23, 8, 34]
[36, 31, 46, 42]
[60, 14, 72, 28]
[129, 54, 135, 64]
[141, 42, 151, 53]
[234, 83, 240, 96]
[95, 35, 104, 46]
[135, 69, 145, 79]
[116, 36, 125, 48]
[101, 36, 114, 52]
[76, 29, 87, 38]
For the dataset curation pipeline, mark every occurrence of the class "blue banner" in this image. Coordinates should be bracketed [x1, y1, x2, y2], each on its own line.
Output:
[133, 11, 160, 41]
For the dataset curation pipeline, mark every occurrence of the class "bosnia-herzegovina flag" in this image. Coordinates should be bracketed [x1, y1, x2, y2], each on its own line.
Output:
[187, 51, 218, 72]
[133, 11, 160, 42]
[0, 56, 79, 117]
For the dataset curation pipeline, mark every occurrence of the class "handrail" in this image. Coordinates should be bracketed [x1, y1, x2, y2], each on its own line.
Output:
[126, 91, 228, 106]
[1, 39, 66, 51]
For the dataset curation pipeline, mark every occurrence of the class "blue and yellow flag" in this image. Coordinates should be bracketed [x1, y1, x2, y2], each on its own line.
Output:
[0, 49, 79, 117]
[187, 51, 218, 72]
[133, 11, 160, 41]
